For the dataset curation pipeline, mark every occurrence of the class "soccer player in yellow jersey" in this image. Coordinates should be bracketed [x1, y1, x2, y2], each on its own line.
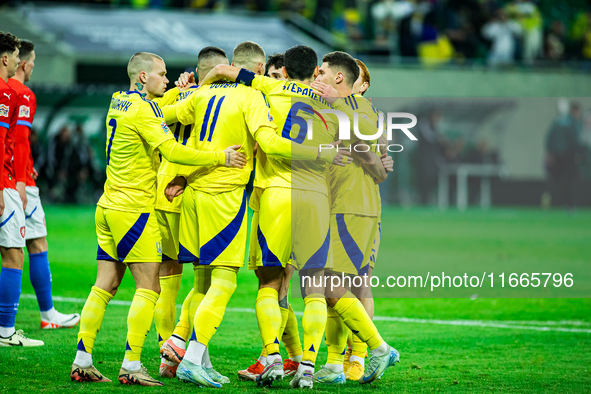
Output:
[160, 44, 341, 389]
[310, 51, 400, 385]
[151, 81, 199, 379]
[70, 52, 245, 386]
[239, 52, 305, 382]
[199, 45, 367, 388]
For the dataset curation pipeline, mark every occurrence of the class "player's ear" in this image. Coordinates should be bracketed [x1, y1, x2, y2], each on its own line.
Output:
[256, 62, 265, 76]
[139, 71, 147, 84]
[313, 65, 319, 79]
[281, 66, 288, 80]
[335, 71, 344, 85]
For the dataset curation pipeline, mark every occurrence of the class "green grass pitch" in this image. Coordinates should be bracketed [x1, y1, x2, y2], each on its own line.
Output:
[0, 205, 590, 392]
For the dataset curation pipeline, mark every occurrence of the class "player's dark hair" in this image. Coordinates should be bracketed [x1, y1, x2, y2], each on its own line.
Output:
[233, 41, 265, 67]
[265, 53, 284, 76]
[0, 31, 20, 57]
[284, 45, 317, 81]
[198, 46, 227, 66]
[18, 39, 34, 62]
[322, 51, 359, 88]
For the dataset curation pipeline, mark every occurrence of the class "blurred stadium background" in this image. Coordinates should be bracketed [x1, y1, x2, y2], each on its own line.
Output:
[1, 0, 591, 208]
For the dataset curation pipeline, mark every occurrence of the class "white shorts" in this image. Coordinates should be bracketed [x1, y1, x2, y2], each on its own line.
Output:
[24, 186, 47, 240]
[0, 188, 26, 248]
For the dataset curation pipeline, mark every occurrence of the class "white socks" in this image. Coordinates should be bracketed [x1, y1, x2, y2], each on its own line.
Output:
[202, 347, 213, 369]
[350, 355, 365, 367]
[0, 326, 15, 338]
[325, 363, 344, 373]
[290, 355, 302, 362]
[370, 342, 388, 357]
[122, 359, 141, 371]
[40, 307, 58, 322]
[184, 341, 207, 365]
[73, 350, 93, 368]
[171, 334, 186, 349]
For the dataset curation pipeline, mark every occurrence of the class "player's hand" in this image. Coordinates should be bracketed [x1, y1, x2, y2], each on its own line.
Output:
[0, 192, 4, 216]
[317, 140, 352, 166]
[310, 81, 339, 104]
[224, 145, 247, 168]
[175, 72, 195, 92]
[381, 153, 394, 172]
[16, 182, 27, 210]
[165, 176, 186, 202]
[32, 168, 38, 180]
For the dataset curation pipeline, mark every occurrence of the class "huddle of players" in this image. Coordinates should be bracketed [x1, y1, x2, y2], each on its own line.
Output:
[68, 39, 398, 388]
[0, 32, 80, 348]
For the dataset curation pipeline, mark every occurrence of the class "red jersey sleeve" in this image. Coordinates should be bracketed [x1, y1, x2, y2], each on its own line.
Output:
[0, 88, 11, 191]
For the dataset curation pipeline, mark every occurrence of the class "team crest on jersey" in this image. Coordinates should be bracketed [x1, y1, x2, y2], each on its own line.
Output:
[0, 104, 8, 118]
[156, 242, 162, 254]
[20, 226, 26, 238]
[268, 112, 274, 122]
[19, 105, 30, 118]
[160, 121, 171, 134]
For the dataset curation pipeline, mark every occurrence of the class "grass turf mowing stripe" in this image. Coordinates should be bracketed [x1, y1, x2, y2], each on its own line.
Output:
[22, 293, 591, 334]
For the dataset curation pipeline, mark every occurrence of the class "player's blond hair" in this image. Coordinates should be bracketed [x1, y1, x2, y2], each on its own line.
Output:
[127, 52, 163, 81]
[232, 41, 266, 71]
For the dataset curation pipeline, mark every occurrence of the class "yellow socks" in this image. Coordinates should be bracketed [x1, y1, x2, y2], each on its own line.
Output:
[302, 294, 327, 364]
[172, 287, 194, 341]
[282, 304, 303, 359]
[76, 286, 113, 354]
[325, 306, 348, 365]
[124, 289, 159, 363]
[256, 287, 282, 356]
[352, 333, 368, 359]
[333, 291, 384, 351]
[192, 267, 237, 346]
[154, 274, 182, 346]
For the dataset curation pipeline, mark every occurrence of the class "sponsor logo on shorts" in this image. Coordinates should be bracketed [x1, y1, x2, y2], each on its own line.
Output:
[160, 121, 171, 134]
[20, 226, 26, 238]
[0, 104, 8, 118]
[19, 105, 30, 118]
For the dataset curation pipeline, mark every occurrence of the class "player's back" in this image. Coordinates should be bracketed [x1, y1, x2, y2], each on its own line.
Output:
[7, 79, 37, 187]
[98, 90, 172, 213]
[178, 82, 269, 194]
[250, 76, 337, 195]
[329, 94, 381, 217]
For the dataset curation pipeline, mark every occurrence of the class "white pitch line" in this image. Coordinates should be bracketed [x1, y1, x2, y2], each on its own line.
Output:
[20, 294, 591, 334]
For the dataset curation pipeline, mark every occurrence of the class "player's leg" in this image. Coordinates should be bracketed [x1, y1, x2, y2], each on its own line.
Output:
[0, 188, 41, 347]
[279, 265, 303, 376]
[24, 186, 79, 329]
[71, 206, 124, 383]
[177, 188, 246, 388]
[290, 190, 331, 389]
[71, 258, 126, 383]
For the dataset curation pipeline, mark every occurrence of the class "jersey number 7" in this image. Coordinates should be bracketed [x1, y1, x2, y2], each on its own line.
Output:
[107, 118, 117, 165]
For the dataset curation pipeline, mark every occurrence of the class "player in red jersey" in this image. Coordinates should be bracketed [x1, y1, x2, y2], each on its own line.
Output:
[0, 31, 43, 347]
[8, 39, 80, 330]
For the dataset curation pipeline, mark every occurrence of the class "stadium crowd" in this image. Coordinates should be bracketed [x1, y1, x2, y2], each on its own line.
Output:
[18, 0, 591, 66]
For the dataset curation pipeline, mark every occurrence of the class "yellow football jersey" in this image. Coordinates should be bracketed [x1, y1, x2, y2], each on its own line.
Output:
[154, 86, 199, 213]
[170, 82, 277, 194]
[97, 90, 175, 213]
[329, 94, 382, 216]
[249, 75, 337, 196]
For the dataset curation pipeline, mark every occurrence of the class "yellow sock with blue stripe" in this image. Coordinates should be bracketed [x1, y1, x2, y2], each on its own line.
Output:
[302, 294, 327, 365]
[333, 292, 384, 351]
[154, 274, 182, 347]
[282, 304, 303, 360]
[256, 287, 282, 356]
[192, 267, 237, 346]
[124, 289, 159, 363]
[76, 286, 113, 359]
[325, 306, 348, 365]
[172, 287, 195, 341]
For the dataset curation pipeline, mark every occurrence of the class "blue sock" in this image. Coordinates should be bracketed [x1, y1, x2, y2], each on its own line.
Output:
[29, 251, 53, 312]
[0, 267, 23, 329]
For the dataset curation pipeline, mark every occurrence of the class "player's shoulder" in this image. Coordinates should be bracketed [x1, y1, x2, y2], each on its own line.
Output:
[175, 85, 199, 102]
[0, 79, 17, 99]
[115, 90, 163, 118]
[7, 78, 25, 94]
